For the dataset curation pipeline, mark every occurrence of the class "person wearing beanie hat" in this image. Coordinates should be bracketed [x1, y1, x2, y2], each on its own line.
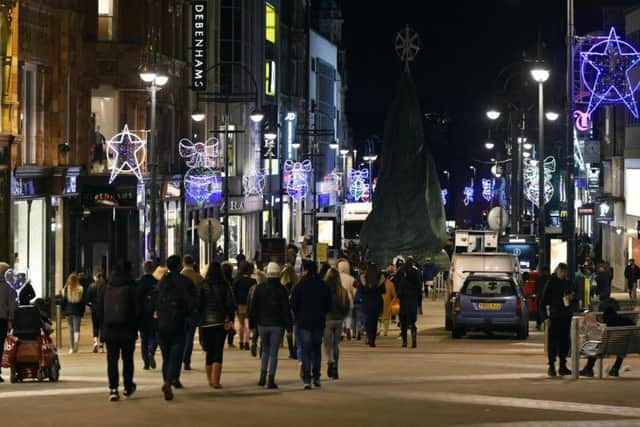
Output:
[248, 262, 291, 389]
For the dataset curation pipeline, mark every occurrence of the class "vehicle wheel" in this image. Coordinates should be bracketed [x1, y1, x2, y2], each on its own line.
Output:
[445, 316, 452, 331]
[48, 360, 60, 382]
[451, 327, 464, 339]
[517, 324, 528, 340]
[10, 367, 18, 383]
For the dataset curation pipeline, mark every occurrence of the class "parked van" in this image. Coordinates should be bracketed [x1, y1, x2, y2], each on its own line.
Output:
[444, 252, 521, 330]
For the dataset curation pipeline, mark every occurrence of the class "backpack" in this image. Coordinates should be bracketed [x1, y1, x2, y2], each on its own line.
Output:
[103, 285, 131, 326]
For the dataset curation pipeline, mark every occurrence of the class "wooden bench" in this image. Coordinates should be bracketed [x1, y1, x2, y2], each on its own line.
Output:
[581, 326, 640, 378]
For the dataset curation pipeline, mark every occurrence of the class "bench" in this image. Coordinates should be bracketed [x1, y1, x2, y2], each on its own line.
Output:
[580, 326, 640, 378]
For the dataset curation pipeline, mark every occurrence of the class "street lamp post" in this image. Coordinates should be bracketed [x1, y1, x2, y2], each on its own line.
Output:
[139, 65, 168, 262]
[531, 64, 550, 270]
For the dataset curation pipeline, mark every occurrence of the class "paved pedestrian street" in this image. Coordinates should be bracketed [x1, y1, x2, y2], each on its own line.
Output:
[2, 298, 639, 427]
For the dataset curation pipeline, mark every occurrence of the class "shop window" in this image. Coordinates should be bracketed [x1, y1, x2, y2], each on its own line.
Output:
[265, 3, 277, 43]
[91, 87, 119, 173]
[265, 60, 276, 96]
[98, 0, 114, 41]
[12, 199, 46, 299]
[21, 64, 36, 164]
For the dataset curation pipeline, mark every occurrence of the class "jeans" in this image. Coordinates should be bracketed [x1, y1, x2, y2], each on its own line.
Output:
[258, 325, 284, 376]
[106, 339, 135, 391]
[90, 309, 102, 339]
[294, 327, 303, 361]
[324, 320, 342, 364]
[0, 319, 7, 377]
[183, 319, 198, 367]
[67, 315, 81, 348]
[548, 317, 571, 365]
[140, 331, 158, 367]
[159, 334, 184, 383]
[299, 328, 323, 383]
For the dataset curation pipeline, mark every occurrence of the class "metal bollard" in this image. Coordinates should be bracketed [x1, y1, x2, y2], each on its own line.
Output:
[570, 316, 580, 379]
[56, 304, 62, 350]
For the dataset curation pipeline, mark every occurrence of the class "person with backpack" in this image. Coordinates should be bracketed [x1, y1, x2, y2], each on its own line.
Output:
[97, 260, 139, 402]
[323, 267, 351, 380]
[249, 262, 292, 389]
[138, 261, 158, 370]
[180, 254, 203, 371]
[359, 263, 386, 348]
[198, 262, 235, 389]
[85, 271, 107, 353]
[155, 255, 194, 400]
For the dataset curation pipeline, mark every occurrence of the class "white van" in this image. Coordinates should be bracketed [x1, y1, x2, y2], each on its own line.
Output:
[445, 252, 521, 330]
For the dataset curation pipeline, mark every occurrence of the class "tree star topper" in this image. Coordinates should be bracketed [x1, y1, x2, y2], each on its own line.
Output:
[107, 124, 146, 183]
[395, 25, 420, 71]
[579, 27, 640, 119]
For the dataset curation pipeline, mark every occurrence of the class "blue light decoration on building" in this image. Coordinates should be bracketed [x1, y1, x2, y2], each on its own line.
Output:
[179, 137, 222, 204]
[284, 160, 312, 203]
[481, 178, 495, 202]
[574, 27, 640, 130]
[441, 188, 448, 206]
[348, 168, 370, 202]
[463, 185, 474, 206]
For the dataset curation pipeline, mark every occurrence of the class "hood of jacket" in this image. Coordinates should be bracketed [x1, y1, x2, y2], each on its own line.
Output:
[337, 259, 350, 275]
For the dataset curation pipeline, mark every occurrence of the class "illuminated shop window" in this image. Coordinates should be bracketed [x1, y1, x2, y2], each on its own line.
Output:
[98, 0, 114, 41]
[265, 60, 276, 96]
[265, 3, 276, 43]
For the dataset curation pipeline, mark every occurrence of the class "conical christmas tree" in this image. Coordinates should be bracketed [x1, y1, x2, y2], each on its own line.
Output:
[360, 72, 449, 270]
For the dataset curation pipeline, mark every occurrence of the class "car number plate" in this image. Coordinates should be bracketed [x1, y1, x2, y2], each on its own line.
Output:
[477, 303, 502, 310]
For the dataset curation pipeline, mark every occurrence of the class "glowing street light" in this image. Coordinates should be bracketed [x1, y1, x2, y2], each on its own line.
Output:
[545, 111, 559, 121]
[484, 141, 495, 150]
[486, 109, 501, 120]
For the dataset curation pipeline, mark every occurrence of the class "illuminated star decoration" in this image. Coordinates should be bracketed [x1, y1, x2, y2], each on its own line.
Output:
[441, 189, 448, 206]
[463, 186, 474, 206]
[579, 27, 640, 122]
[481, 178, 495, 202]
[179, 137, 222, 204]
[523, 156, 556, 207]
[284, 160, 312, 203]
[107, 124, 146, 183]
[349, 168, 369, 202]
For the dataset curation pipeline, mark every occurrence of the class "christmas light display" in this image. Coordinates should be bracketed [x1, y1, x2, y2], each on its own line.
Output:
[441, 188, 448, 206]
[179, 137, 222, 204]
[463, 186, 474, 206]
[523, 156, 556, 207]
[107, 124, 146, 183]
[242, 171, 266, 197]
[349, 168, 369, 202]
[481, 178, 495, 202]
[284, 160, 312, 203]
[574, 27, 640, 130]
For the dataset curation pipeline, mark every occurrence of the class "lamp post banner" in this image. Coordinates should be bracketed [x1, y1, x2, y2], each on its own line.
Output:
[191, 1, 207, 90]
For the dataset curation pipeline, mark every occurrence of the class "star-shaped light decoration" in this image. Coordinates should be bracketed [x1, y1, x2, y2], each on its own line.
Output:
[581, 27, 640, 118]
[107, 124, 146, 183]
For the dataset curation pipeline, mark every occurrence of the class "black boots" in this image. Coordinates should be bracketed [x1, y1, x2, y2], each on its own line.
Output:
[287, 333, 296, 359]
[401, 329, 408, 347]
[548, 363, 557, 377]
[258, 371, 267, 387]
[267, 374, 278, 389]
[327, 362, 339, 379]
[410, 328, 417, 348]
[558, 361, 572, 376]
[333, 361, 339, 380]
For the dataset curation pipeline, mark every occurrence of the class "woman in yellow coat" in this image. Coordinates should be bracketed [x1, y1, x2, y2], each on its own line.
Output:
[379, 272, 398, 336]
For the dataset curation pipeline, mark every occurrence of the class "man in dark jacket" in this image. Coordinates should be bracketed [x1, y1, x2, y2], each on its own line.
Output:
[155, 255, 194, 400]
[624, 259, 639, 300]
[137, 261, 158, 370]
[595, 263, 612, 301]
[291, 260, 331, 389]
[397, 262, 422, 348]
[541, 263, 576, 377]
[580, 302, 635, 377]
[97, 260, 139, 402]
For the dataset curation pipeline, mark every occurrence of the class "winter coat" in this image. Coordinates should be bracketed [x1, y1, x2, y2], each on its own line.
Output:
[380, 279, 397, 320]
[326, 282, 352, 322]
[359, 282, 385, 316]
[541, 273, 576, 320]
[199, 278, 235, 327]
[396, 267, 421, 315]
[595, 271, 611, 300]
[84, 280, 105, 311]
[291, 274, 331, 330]
[0, 280, 17, 321]
[337, 260, 356, 304]
[422, 264, 437, 282]
[232, 275, 256, 306]
[62, 285, 85, 317]
[97, 271, 139, 342]
[624, 264, 639, 287]
[249, 278, 291, 330]
[137, 274, 158, 334]
[16, 282, 36, 306]
[156, 271, 195, 337]
[181, 267, 203, 287]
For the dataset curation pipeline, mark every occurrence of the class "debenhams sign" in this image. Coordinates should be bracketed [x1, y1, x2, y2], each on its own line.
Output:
[192, 1, 207, 90]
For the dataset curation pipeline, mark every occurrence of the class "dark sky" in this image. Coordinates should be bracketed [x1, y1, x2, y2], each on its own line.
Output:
[341, 0, 631, 163]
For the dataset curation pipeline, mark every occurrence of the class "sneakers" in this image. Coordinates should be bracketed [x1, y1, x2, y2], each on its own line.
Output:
[123, 383, 136, 398]
[109, 390, 120, 402]
[547, 365, 557, 377]
[579, 368, 594, 378]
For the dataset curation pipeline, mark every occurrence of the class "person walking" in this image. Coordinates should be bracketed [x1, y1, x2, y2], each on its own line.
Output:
[323, 267, 351, 380]
[98, 261, 139, 402]
[396, 261, 422, 348]
[280, 263, 298, 359]
[232, 261, 256, 351]
[180, 255, 203, 371]
[0, 262, 16, 383]
[541, 263, 576, 377]
[138, 261, 159, 370]
[15, 274, 35, 306]
[624, 259, 639, 300]
[379, 272, 397, 337]
[62, 273, 85, 353]
[221, 262, 237, 348]
[336, 259, 356, 340]
[85, 271, 107, 353]
[359, 263, 385, 348]
[291, 260, 331, 389]
[595, 263, 612, 301]
[249, 262, 292, 388]
[422, 257, 437, 299]
[155, 255, 194, 400]
[199, 262, 235, 389]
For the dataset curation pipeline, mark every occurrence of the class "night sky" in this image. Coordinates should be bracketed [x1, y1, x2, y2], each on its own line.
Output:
[341, 0, 634, 216]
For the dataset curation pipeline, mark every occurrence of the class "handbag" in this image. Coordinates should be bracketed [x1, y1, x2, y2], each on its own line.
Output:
[390, 298, 400, 316]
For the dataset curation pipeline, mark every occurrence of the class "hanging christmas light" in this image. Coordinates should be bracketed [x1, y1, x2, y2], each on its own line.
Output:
[284, 160, 312, 203]
[463, 186, 474, 206]
[107, 124, 146, 183]
[179, 137, 222, 204]
[349, 168, 369, 202]
[242, 171, 266, 197]
[523, 156, 556, 207]
[481, 178, 495, 202]
[441, 188, 448, 206]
